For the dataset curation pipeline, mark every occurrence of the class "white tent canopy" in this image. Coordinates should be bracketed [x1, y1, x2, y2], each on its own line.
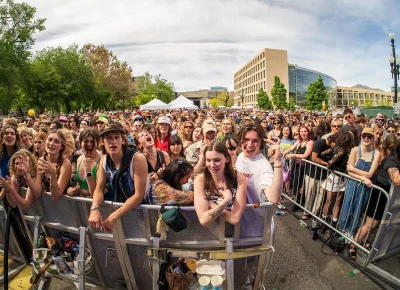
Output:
[169, 95, 193, 106]
[140, 98, 169, 110]
[168, 95, 198, 109]
[230, 105, 241, 109]
[244, 105, 254, 109]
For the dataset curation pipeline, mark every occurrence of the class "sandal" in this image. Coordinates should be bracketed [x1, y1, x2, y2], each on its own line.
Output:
[348, 245, 357, 261]
[364, 242, 372, 251]
[276, 203, 286, 210]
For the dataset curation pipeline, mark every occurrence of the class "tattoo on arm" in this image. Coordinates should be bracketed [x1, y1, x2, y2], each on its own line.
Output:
[207, 204, 224, 219]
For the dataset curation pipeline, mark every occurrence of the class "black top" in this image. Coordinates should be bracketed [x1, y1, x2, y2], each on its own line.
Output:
[377, 154, 400, 190]
[305, 139, 330, 179]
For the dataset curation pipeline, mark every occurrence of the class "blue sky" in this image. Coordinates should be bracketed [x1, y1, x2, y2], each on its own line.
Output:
[28, 0, 400, 92]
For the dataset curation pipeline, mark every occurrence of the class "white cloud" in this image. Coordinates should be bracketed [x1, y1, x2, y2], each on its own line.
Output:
[28, 0, 400, 92]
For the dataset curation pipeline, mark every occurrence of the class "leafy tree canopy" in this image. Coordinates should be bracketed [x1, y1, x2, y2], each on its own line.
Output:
[257, 88, 273, 110]
[306, 75, 328, 110]
[271, 76, 288, 110]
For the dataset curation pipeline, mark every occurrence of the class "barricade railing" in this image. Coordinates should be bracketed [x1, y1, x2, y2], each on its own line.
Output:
[282, 158, 391, 266]
[1, 189, 276, 290]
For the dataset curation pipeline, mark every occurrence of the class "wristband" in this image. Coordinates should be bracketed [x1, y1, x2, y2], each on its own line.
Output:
[274, 164, 283, 168]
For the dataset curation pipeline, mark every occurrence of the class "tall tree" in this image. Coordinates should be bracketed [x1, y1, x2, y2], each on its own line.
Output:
[306, 75, 328, 110]
[23, 45, 94, 113]
[0, 0, 45, 113]
[134, 72, 174, 106]
[82, 44, 132, 110]
[257, 88, 273, 110]
[271, 76, 288, 110]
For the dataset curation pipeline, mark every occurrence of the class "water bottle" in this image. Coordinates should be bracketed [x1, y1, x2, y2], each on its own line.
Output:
[311, 220, 319, 240]
[275, 210, 287, 216]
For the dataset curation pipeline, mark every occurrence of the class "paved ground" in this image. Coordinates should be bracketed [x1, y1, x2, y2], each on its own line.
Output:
[264, 208, 383, 290]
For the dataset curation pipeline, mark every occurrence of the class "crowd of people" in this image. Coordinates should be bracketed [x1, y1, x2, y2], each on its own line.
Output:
[0, 107, 399, 260]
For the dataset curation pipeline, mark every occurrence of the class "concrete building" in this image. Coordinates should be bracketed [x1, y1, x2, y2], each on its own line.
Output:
[328, 86, 394, 108]
[233, 48, 337, 108]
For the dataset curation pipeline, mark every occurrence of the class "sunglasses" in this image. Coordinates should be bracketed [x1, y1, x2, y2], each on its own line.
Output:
[227, 146, 237, 151]
[344, 116, 352, 120]
[184, 126, 194, 129]
[388, 130, 395, 133]
[362, 134, 373, 139]
[332, 125, 342, 128]
[274, 122, 280, 125]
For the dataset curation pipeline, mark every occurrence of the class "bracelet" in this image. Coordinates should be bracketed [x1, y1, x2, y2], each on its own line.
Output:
[274, 164, 283, 168]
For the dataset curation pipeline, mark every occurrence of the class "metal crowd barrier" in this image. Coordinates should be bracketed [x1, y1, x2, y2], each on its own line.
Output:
[283, 158, 400, 285]
[0, 189, 276, 290]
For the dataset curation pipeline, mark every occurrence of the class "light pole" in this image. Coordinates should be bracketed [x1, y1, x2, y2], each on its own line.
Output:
[389, 31, 400, 105]
[241, 88, 244, 109]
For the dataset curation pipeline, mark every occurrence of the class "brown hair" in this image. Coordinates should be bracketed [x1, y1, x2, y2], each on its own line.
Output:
[79, 127, 100, 151]
[0, 125, 21, 159]
[203, 141, 236, 199]
[43, 129, 67, 178]
[33, 132, 47, 160]
[237, 123, 267, 150]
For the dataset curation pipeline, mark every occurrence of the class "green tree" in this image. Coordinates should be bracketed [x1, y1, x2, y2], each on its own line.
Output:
[0, 0, 46, 113]
[379, 98, 392, 106]
[352, 100, 359, 107]
[306, 75, 328, 110]
[257, 88, 273, 110]
[23, 45, 94, 113]
[134, 72, 174, 106]
[82, 44, 132, 110]
[210, 98, 223, 107]
[271, 76, 288, 109]
[364, 98, 374, 108]
[288, 96, 296, 111]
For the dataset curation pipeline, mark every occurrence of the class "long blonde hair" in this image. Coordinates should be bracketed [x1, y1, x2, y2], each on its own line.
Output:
[9, 149, 37, 178]
[217, 118, 237, 139]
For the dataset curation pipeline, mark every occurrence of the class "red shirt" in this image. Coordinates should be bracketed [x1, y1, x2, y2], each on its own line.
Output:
[155, 135, 170, 153]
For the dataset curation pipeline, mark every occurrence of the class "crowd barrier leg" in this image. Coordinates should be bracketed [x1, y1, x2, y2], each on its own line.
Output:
[225, 238, 234, 290]
[113, 217, 138, 290]
[150, 236, 160, 290]
[78, 227, 87, 290]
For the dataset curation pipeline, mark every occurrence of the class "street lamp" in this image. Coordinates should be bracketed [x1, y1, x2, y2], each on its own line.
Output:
[389, 31, 400, 105]
[241, 88, 244, 109]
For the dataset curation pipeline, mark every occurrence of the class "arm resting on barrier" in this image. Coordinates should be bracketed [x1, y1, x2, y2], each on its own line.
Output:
[223, 173, 247, 225]
[102, 153, 147, 232]
[4, 178, 35, 211]
[347, 147, 380, 179]
[48, 159, 72, 201]
[89, 155, 107, 229]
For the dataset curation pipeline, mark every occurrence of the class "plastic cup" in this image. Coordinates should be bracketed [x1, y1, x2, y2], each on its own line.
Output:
[211, 275, 223, 290]
[199, 276, 211, 290]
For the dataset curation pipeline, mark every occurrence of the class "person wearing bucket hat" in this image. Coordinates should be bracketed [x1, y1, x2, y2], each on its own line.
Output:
[155, 116, 171, 153]
[95, 116, 109, 131]
[88, 121, 149, 233]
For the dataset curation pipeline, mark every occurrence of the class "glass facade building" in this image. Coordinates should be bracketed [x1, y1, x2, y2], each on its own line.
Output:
[288, 65, 337, 107]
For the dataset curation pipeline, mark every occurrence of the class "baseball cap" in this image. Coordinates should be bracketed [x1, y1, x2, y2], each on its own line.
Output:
[158, 116, 171, 125]
[361, 127, 374, 135]
[202, 120, 217, 133]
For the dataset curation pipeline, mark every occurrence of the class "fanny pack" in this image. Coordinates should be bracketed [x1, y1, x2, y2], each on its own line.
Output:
[160, 205, 187, 232]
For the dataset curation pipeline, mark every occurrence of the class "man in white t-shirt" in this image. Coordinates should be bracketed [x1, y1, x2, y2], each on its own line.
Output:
[236, 124, 283, 204]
